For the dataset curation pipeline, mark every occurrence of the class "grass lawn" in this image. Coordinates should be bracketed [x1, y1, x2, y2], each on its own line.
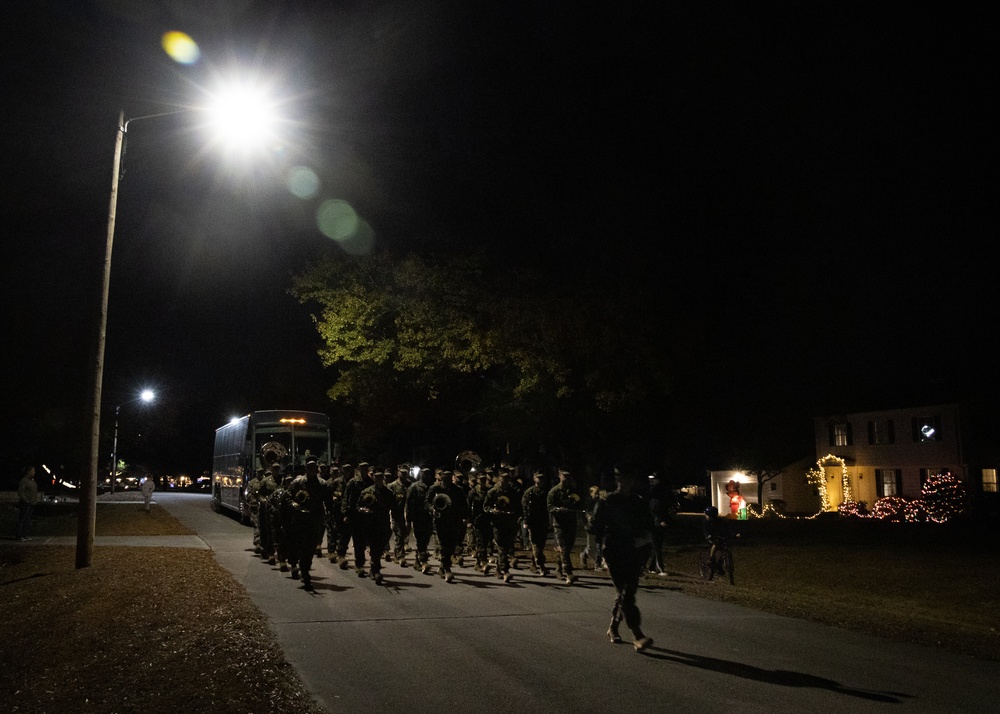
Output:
[659, 513, 1000, 662]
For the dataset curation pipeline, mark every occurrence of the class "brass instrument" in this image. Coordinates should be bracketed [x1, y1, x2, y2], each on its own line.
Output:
[261, 441, 288, 465]
[489, 493, 513, 516]
[358, 490, 377, 514]
[455, 450, 482, 478]
[432, 492, 453, 514]
[292, 488, 311, 512]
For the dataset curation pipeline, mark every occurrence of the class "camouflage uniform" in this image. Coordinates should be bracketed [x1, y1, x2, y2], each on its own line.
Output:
[257, 470, 278, 563]
[341, 464, 373, 573]
[484, 474, 522, 581]
[269, 473, 295, 572]
[547, 469, 582, 584]
[521, 473, 550, 574]
[591, 471, 654, 649]
[282, 463, 327, 589]
[359, 473, 394, 583]
[467, 478, 492, 572]
[406, 469, 434, 573]
[323, 467, 346, 561]
[427, 472, 469, 582]
[387, 467, 411, 565]
[246, 470, 264, 552]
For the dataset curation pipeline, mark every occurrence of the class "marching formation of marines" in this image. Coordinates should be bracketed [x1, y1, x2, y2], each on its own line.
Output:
[246, 459, 625, 592]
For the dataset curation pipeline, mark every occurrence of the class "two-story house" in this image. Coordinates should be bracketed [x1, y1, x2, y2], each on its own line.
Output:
[708, 402, 997, 516]
[814, 403, 968, 510]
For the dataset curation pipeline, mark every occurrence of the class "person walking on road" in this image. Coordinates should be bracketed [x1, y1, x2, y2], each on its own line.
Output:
[359, 469, 394, 584]
[15, 466, 39, 541]
[406, 468, 435, 574]
[283, 460, 327, 590]
[547, 468, 582, 584]
[591, 466, 655, 652]
[521, 471, 550, 575]
[484, 468, 521, 583]
[140, 475, 156, 513]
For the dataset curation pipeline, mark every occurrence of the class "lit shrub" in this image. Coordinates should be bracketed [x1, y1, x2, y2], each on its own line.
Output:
[922, 471, 967, 523]
[903, 499, 929, 523]
[838, 500, 868, 518]
[871, 496, 908, 522]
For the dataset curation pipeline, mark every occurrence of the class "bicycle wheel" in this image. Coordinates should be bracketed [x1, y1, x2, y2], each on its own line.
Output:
[724, 547, 735, 585]
[698, 548, 714, 580]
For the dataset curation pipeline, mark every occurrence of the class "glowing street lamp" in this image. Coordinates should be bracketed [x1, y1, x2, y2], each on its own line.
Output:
[109, 388, 156, 496]
[78, 89, 280, 568]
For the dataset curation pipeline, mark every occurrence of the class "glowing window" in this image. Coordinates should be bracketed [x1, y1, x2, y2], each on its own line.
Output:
[984, 469, 997, 493]
[877, 468, 901, 497]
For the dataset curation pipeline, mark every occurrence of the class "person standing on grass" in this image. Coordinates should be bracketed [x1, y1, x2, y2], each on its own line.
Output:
[591, 466, 654, 652]
[15, 466, 39, 541]
[140, 475, 155, 513]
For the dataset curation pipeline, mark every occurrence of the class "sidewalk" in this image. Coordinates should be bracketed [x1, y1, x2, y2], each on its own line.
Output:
[5, 534, 210, 548]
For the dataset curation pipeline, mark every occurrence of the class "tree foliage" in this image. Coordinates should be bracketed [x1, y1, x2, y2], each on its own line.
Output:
[290, 249, 671, 458]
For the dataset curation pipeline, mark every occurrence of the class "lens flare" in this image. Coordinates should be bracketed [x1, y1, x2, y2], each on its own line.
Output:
[288, 166, 320, 199]
[162, 31, 200, 65]
[317, 199, 359, 242]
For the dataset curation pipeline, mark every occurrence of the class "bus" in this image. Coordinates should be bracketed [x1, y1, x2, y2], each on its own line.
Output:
[211, 410, 334, 522]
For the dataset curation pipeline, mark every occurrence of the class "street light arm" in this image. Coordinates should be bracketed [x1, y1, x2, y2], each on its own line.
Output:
[123, 108, 197, 132]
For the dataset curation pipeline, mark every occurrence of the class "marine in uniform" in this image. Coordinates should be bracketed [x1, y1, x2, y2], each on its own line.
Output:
[406, 468, 435, 573]
[282, 460, 327, 590]
[547, 468, 582, 584]
[341, 462, 373, 574]
[358, 469, 394, 584]
[427, 470, 469, 582]
[467, 474, 492, 573]
[484, 469, 522, 583]
[387, 464, 412, 565]
[591, 467, 654, 651]
[320, 464, 343, 561]
[521, 471, 550, 575]
[257, 468, 278, 563]
[269, 472, 295, 572]
[246, 468, 264, 553]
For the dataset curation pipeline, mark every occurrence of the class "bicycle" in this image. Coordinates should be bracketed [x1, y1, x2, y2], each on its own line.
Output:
[698, 536, 735, 585]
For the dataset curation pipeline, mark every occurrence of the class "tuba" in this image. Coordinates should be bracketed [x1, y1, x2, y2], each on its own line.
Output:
[358, 490, 377, 514]
[455, 450, 482, 478]
[261, 441, 288, 465]
[432, 492, 453, 514]
[491, 493, 512, 516]
[292, 488, 311, 512]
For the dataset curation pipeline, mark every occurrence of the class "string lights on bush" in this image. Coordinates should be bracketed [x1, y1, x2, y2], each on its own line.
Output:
[749, 462, 965, 525]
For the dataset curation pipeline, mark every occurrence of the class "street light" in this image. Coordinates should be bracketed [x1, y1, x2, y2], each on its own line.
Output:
[109, 389, 155, 495]
[77, 90, 280, 569]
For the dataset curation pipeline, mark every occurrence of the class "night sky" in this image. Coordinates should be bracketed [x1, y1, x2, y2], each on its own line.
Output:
[3, 2, 993, 482]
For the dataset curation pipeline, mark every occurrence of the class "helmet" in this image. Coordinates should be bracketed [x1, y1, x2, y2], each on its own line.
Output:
[704, 506, 719, 518]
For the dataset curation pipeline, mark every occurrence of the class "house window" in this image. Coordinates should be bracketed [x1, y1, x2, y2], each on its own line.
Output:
[770, 482, 777, 491]
[830, 422, 852, 447]
[876, 468, 902, 498]
[912, 415, 942, 442]
[984, 469, 998, 493]
[920, 468, 950, 486]
[868, 419, 895, 445]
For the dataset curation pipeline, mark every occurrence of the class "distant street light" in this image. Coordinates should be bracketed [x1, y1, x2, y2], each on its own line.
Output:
[78, 88, 281, 569]
[109, 389, 156, 495]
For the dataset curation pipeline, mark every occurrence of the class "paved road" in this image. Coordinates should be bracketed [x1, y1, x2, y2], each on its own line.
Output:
[156, 491, 998, 713]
